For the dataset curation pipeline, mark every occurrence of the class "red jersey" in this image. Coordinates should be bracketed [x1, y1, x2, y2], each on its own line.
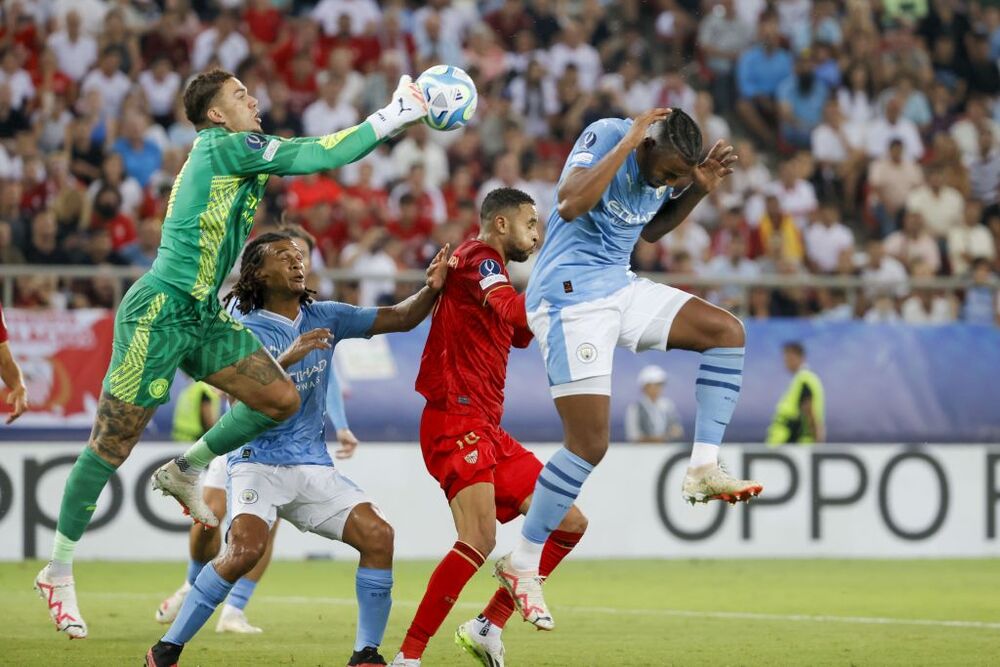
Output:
[416, 239, 532, 424]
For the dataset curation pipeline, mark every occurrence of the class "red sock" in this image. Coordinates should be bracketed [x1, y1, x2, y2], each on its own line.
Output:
[400, 541, 485, 659]
[481, 529, 583, 628]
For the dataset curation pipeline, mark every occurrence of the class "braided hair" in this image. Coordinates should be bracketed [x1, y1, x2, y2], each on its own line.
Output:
[224, 232, 315, 315]
[654, 109, 703, 166]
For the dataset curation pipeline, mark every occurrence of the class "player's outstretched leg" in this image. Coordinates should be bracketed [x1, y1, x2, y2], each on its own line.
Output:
[667, 299, 762, 504]
[336, 503, 394, 667]
[501, 396, 607, 630]
[146, 514, 268, 666]
[394, 483, 497, 666]
[152, 349, 299, 523]
[462, 506, 587, 665]
[35, 392, 156, 639]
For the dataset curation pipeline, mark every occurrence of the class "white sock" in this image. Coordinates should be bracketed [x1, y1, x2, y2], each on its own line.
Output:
[509, 536, 544, 572]
[222, 603, 242, 616]
[48, 560, 73, 579]
[689, 442, 720, 468]
[180, 580, 192, 593]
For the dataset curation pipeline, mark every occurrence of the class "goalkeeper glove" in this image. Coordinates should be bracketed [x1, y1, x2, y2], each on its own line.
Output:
[366, 75, 429, 140]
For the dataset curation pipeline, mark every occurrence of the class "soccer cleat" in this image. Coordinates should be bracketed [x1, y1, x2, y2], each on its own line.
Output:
[682, 462, 763, 505]
[348, 646, 388, 666]
[493, 554, 554, 631]
[145, 640, 183, 667]
[34, 563, 88, 639]
[216, 606, 262, 634]
[455, 619, 505, 667]
[155, 582, 190, 624]
[151, 459, 219, 527]
[389, 653, 420, 666]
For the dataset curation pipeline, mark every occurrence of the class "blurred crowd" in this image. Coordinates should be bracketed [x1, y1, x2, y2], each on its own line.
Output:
[0, 0, 998, 324]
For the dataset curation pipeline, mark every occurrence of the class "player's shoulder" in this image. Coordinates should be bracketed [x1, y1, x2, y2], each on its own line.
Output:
[453, 239, 502, 267]
[579, 117, 631, 144]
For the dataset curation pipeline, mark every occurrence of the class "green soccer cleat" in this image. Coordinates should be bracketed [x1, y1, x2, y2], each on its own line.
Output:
[455, 618, 505, 667]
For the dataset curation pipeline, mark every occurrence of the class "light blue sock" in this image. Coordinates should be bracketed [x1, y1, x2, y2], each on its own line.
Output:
[694, 347, 745, 445]
[162, 563, 234, 646]
[186, 559, 206, 586]
[226, 578, 257, 611]
[354, 567, 392, 651]
[521, 448, 594, 545]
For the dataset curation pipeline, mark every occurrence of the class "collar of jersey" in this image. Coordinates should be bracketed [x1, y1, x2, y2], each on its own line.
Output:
[257, 308, 302, 328]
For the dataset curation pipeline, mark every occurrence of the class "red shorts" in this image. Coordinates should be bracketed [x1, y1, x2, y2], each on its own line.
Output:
[420, 406, 543, 524]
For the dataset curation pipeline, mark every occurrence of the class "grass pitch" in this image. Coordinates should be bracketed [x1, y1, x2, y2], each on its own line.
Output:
[1, 559, 998, 666]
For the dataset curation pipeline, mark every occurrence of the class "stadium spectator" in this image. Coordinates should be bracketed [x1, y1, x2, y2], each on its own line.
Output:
[0, 48, 34, 112]
[0, 83, 30, 142]
[88, 185, 136, 251]
[868, 138, 924, 238]
[625, 365, 684, 444]
[901, 261, 957, 324]
[139, 56, 183, 128]
[698, 0, 753, 113]
[702, 234, 760, 312]
[46, 10, 98, 83]
[302, 76, 358, 139]
[340, 226, 398, 307]
[949, 200, 996, 276]
[191, 11, 249, 74]
[112, 113, 163, 189]
[693, 90, 731, 146]
[966, 124, 1000, 205]
[81, 47, 132, 120]
[757, 194, 804, 265]
[508, 59, 559, 139]
[884, 210, 942, 275]
[905, 166, 965, 242]
[390, 163, 447, 225]
[414, 9, 465, 71]
[390, 124, 449, 190]
[736, 13, 793, 147]
[119, 217, 161, 269]
[777, 53, 829, 150]
[865, 95, 924, 161]
[805, 203, 854, 274]
[963, 257, 999, 325]
[765, 158, 817, 229]
[950, 95, 1000, 161]
[311, 0, 382, 37]
[861, 239, 908, 300]
[0, 219, 25, 264]
[23, 210, 68, 264]
[811, 99, 865, 209]
[547, 20, 601, 91]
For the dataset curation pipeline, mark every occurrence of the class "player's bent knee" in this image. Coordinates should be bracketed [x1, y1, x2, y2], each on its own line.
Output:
[259, 380, 301, 421]
[359, 519, 395, 560]
[716, 313, 746, 348]
[560, 506, 589, 535]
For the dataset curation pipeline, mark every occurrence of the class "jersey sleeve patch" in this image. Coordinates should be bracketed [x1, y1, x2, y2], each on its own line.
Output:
[568, 152, 595, 167]
[478, 258, 508, 290]
[263, 139, 281, 162]
[581, 131, 597, 148]
[244, 133, 267, 151]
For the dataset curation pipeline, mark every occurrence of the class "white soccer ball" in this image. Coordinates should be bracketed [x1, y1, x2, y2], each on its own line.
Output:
[416, 65, 478, 131]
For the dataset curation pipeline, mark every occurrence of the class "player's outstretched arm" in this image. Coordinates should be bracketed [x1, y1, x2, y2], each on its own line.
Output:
[369, 243, 450, 335]
[216, 76, 428, 178]
[641, 139, 738, 243]
[557, 108, 670, 221]
[0, 341, 27, 424]
[277, 329, 333, 368]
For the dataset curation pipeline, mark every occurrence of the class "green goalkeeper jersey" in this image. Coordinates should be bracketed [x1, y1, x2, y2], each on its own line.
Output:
[150, 122, 380, 304]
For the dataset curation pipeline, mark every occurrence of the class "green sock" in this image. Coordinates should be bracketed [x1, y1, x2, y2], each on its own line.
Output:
[182, 402, 281, 468]
[52, 448, 118, 564]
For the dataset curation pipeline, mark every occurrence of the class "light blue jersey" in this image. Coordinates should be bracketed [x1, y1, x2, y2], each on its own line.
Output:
[228, 301, 376, 469]
[526, 118, 673, 311]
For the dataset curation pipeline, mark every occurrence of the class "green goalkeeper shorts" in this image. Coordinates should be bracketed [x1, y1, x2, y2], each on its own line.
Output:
[102, 274, 263, 407]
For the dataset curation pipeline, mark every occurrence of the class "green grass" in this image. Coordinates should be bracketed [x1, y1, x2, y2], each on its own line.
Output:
[2, 559, 999, 666]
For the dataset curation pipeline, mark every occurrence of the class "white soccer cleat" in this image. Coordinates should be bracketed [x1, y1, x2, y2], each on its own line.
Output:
[151, 459, 219, 527]
[493, 554, 554, 631]
[34, 563, 88, 639]
[155, 581, 190, 624]
[215, 606, 262, 634]
[682, 462, 763, 505]
[455, 619, 505, 667]
[390, 653, 421, 666]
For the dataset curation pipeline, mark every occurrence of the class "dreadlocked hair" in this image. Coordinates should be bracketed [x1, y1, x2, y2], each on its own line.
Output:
[655, 109, 703, 166]
[224, 232, 315, 315]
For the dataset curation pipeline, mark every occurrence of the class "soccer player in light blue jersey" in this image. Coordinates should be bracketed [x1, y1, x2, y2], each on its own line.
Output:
[154, 227, 361, 635]
[494, 109, 764, 629]
[147, 232, 449, 667]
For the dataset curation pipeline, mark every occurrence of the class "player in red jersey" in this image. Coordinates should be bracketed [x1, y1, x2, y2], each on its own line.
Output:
[0, 303, 28, 424]
[390, 188, 588, 667]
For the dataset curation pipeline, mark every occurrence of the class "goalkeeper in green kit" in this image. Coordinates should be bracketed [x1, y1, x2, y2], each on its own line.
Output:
[34, 69, 431, 639]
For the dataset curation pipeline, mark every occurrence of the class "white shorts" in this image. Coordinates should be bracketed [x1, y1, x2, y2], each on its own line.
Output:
[227, 463, 374, 541]
[203, 455, 228, 490]
[528, 277, 692, 397]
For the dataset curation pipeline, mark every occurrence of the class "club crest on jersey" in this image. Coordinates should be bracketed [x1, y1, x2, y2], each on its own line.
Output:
[478, 258, 507, 290]
[244, 133, 267, 150]
[464, 450, 479, 465]
[240, 489, 259, 504]
[576, 343, 597, 363]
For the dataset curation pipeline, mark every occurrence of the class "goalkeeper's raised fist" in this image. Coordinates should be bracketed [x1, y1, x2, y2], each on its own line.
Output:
[366, 75, 429, 140]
